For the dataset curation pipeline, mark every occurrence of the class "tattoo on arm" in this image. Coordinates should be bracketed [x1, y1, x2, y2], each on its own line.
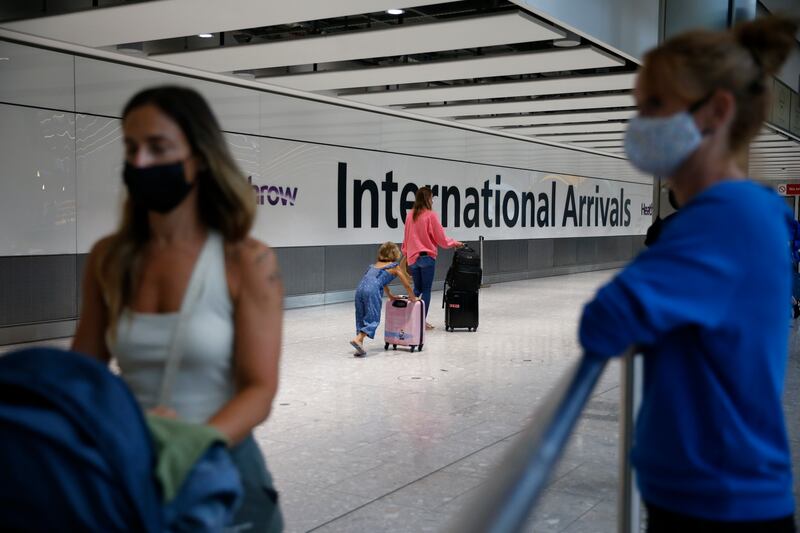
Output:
[267, 269, 282, 284]
[254, 248, 282, 285]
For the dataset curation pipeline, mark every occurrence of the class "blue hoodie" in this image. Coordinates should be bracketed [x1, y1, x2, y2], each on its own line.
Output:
[580, 180, 794, 521]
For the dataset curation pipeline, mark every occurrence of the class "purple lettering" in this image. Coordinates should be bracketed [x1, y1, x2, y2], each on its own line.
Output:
[249, 177, 298, 208]
[280, 186, 298, 206]
[267, 185, 280, 206]
[248, 176, 262, 205]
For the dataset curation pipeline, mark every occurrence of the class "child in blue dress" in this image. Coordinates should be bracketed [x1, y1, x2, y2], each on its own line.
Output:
[350, 242, 416, 356]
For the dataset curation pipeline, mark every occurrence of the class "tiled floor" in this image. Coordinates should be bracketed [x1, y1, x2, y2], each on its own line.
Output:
[3, 270, 799, 532]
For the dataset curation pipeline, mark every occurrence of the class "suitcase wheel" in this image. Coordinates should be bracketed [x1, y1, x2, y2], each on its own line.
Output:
[418, 344, 424, 352]
[393, 344, 397, 350]
[410, 346, 416, 353]
[384, 343, 389, 350]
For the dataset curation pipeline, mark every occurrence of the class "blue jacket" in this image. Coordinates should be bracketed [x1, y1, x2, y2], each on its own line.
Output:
[580, 181, 794, 521]
[0, 348, 163, 531]
[789, 217, 800, 266]
[0, 348, 243, 532]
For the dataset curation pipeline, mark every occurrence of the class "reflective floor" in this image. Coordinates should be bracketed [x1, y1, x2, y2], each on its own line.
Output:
[3, 269, 799, 532]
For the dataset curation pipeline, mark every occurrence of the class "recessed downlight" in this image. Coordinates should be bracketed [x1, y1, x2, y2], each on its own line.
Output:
[386, 8, 405, 15]
[198, 33, 214, 38]
[553, 30, 581, 48]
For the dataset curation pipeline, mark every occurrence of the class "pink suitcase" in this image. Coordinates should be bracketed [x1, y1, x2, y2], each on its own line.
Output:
[383, 297, 425, 352]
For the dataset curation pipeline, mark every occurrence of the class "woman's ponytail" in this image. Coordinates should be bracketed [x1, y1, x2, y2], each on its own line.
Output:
[734, 15, 797, 78]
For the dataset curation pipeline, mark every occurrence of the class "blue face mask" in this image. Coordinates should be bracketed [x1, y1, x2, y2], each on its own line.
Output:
[624, 97, 710, 177]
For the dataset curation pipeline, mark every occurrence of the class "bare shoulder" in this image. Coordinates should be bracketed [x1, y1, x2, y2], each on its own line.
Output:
[89, 234, 114, 256]
[85, 234, 116, 272]
[226, 238, 281, 297]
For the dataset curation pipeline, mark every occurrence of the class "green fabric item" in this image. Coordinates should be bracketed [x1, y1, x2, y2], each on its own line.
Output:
[146, 414, 229, 502]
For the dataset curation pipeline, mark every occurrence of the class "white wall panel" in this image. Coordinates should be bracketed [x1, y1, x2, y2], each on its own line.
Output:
[0, 104, 76, 255]
[76, 58, 262, 135]
[259, 92, 383, 150]
[75, 114, 125, 253]
[75, 57, 179, 117]
[0, 41, 74, 110]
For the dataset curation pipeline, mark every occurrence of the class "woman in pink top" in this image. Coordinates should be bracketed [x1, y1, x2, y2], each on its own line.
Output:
[402, 187, 462, 329]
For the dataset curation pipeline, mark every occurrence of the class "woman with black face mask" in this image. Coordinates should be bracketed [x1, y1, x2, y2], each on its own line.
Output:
[72, 86, 283, 532]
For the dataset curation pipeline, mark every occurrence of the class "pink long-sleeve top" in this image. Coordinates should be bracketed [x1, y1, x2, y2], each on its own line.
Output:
[402, 209, 458, 266]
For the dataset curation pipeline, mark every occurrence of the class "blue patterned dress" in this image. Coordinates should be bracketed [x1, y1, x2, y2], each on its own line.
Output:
[354, 262, 398, 338]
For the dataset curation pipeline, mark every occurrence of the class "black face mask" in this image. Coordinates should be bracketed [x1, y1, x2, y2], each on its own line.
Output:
[123, 161, 194, 214]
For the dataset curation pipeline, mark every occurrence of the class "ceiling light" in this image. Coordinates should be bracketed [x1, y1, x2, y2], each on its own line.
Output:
[387, 9, 405, 15]
[553, 31, 581, 47]
[116, 42, 145, 56]
[198, 33, 214, 38]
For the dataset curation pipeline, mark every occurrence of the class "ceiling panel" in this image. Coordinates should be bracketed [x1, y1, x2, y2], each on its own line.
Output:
[258, 46, 624, 91]
[751, 159, 800, 164]
[751, 152, 800, 158]
[462, 109, 635, 128]
[571, 141, 625, 148]
[0, 0, 452, 48]
[594, 146, 625, 152]
[756, 132, 792, 142]
[154, 11, 564, 72]
[504, 121, 627, 135]
[751, 147, 800, 155]
[406, 94, 635, 118]
[750, 141, 799, 148]
[536, 132, 626, 143]
[342, 72, 636, 106]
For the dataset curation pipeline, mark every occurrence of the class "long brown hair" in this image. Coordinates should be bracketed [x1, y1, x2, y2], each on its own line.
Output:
[97, 86, 256, 336]
[640, 15, 796, 153]
[412, 186, 433, 221]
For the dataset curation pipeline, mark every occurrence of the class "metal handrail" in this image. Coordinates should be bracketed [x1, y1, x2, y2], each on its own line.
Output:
[447, 353, 612, 533]
[618, 351, 642, 532]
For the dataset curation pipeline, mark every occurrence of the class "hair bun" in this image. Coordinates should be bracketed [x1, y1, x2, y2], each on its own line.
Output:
[734, 15, 798, 77]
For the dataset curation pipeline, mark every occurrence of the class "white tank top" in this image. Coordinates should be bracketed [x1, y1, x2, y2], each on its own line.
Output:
[108, 231, 235, 424]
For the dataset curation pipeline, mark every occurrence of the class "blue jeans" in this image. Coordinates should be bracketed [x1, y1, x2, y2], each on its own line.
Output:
[410, 255, 436, 319]
[354, 287, 382, 339]
[228, 435, 283, 532]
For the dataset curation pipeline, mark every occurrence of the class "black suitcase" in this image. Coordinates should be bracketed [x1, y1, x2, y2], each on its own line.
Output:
[452, 245, 480, 268]
[446, 246, 482, 291]
[444, 288, 479, 332]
